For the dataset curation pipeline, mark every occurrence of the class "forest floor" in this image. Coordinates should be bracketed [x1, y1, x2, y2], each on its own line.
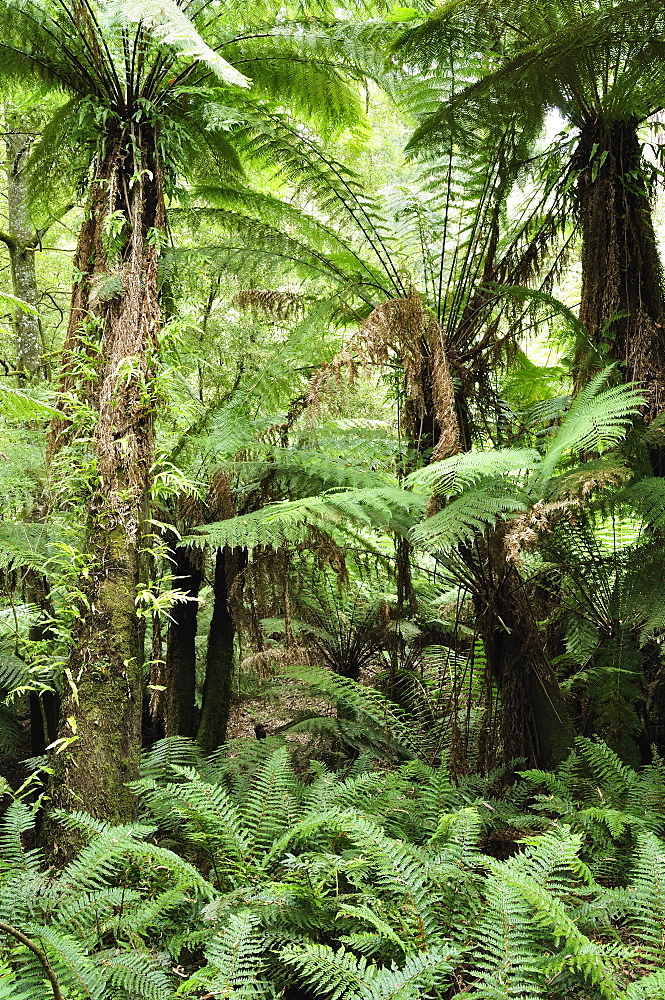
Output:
[227, 673, 333, 740]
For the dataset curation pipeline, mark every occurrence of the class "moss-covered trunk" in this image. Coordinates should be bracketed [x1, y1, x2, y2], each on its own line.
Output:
[197, 547, 242, 754]
[46, 125, 164, 845]
[165, 546, 203, 738]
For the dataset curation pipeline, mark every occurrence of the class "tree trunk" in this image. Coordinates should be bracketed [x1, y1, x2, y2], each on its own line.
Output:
[46, 126, 165, 844]
[575, 117, 665, 467]
[165, 546, 203, 737]
[197, 547, 242, 754]
[573, 118, 665, 745]
[24, 571, 59, 756]
[3, 126, 42, 377]
[472, 528, 575, 770]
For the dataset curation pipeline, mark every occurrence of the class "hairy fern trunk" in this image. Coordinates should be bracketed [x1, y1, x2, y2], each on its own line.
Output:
[575, 119, 665, 462]
[197, 547, 243, 754]
[3, 125, 42, 377]
[46, 125, 164, 846]
[165, 546, 204, 738]
[473, 527, 575, 770]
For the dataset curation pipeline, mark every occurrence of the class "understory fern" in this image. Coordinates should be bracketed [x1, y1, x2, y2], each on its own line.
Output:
[4, 737, 665, 997]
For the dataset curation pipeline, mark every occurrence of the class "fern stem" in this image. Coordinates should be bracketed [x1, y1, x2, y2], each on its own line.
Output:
[0, 922, 65, 1000]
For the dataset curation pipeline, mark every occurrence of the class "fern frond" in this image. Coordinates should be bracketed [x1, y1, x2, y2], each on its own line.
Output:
[197, 913, 265, 999]
[18, 923, 106, 1000]
[622, 967, 665, 999]
[0, 802, 41, 876]
[405, 448, 540, 496]
[0, 960, 31, 1000]
[0, 385, 57, 420]
[95, 949, 173, 1000]
[534, 373, 644, 491]
[240, 747, 299, 859]
[106, 0, 251, 88]
[625, 832, 665, 967]
[131, 769, 252, 865]
[574, 737, 635, 806]
[183, 486, 425, 551]
[410, 482, 528, 552]
[279, 943, 371, 1000]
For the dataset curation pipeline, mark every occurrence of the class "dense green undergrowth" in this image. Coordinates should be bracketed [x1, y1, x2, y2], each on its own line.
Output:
[3, 735, 665, 999]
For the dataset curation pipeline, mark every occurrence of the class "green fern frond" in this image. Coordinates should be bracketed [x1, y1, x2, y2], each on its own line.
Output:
[140, 736, 202, 779]
[106, 0, 251, 88]
[240, 747, 300, 859]
[410, 482, 528, 552]
[18, 923, 106, 1000]
[0, 802, 41, 876]
[405, 448, 540, 496]
[622, 967, 665, 999]
[0, 385, 57, 421]
[430, 807, 484, 862]
[574, 737, 635, 806]
[0, 961, 31, 1000]
[283, 665, 424, 761]
[496, 873, 620, 997]
[279, 943, 371, 1000]
[95, 949, 173, 1000]
[53, 821, 212, 899]
[50, 888, 139, 947]
[624, 832, 665, 967]
[130, 769, 252, 866]
[534, 373, 644, 490]
[183, 486, 425, 551]
[196, 912, 265, 999]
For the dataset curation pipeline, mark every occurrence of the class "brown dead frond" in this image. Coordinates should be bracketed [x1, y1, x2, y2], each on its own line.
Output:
[177, 491, 208, 531]
[504, 499, 582, 564]
[362, 287, 461, 460]
[305, 346, 358, 415]
[208, 469, 236, 521]
[239, 645, 316, 678]
[306, 286, 461, 459]
[233, 289, 306, 321]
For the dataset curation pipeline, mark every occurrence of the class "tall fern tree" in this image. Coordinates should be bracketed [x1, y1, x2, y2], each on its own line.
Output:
[0, 0, 367, 839]
[398, 0, 665, 467]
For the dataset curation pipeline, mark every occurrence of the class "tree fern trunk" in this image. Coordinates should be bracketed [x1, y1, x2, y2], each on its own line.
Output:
[575, 118, 665, 750]
[165, 546, 203, 738]
[473, 528, 574, 770]
[197, 547, 242, 754]
[575, 118, 665, 466]
[3, 124, 42, 377]
[45, 126, 165, 847]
